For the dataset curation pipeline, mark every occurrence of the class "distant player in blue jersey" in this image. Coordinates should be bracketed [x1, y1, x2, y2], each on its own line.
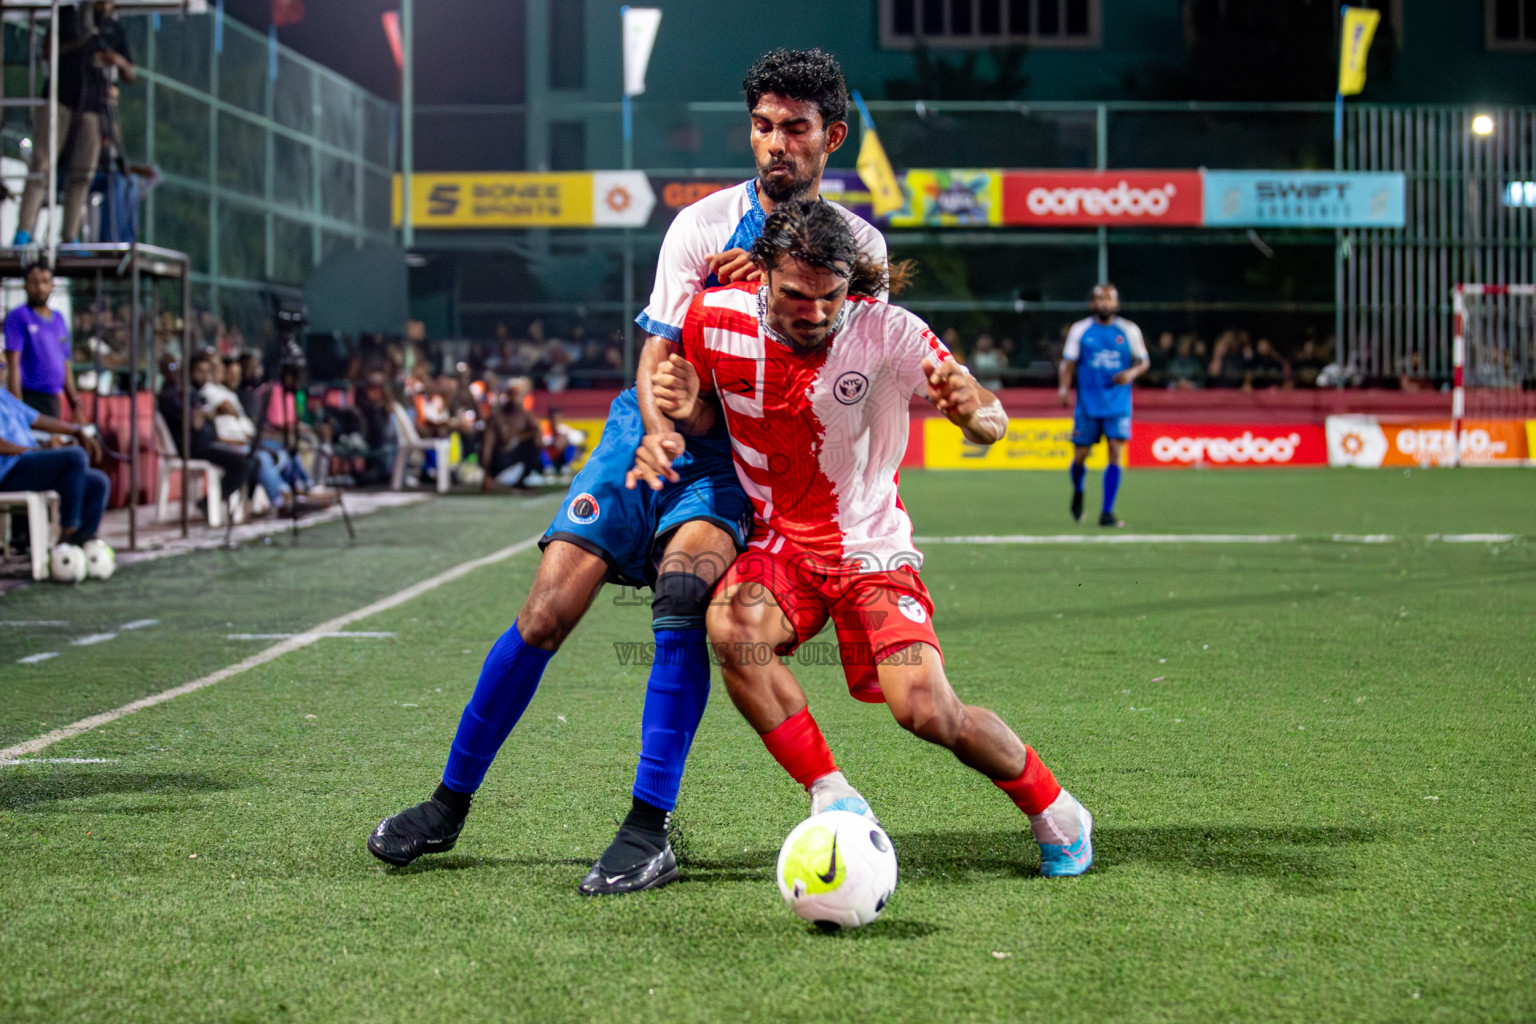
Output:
[1058, 284, 1148, 527]
[366, 49, 884, 894]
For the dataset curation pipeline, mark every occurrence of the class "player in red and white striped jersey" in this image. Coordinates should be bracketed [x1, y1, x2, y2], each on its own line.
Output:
[631, 200, 1094, 877]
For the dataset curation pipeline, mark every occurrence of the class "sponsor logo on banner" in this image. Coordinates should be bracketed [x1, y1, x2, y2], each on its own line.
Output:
[393, 172, 655, 228]
[1002, 171, 1203, 226]
[1326, 416, 1530, 466]
[923, 418, 1110, 470]
[889, 170, 1002, 227]
[1202, 171, 1406, 228]
[1130, 424, 1326, 468]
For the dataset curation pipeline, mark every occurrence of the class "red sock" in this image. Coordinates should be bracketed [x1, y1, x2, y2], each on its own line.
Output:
[760, 707, 837, 790]
[994, 746, 1062, 815]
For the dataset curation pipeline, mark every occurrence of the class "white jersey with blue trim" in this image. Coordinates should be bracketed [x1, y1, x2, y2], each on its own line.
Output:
[1062, 315, 1148, 419]
[636, 179, 888, 343]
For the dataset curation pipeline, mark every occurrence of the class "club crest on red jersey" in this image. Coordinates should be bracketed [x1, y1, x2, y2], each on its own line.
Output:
[834, 371, 870, 405]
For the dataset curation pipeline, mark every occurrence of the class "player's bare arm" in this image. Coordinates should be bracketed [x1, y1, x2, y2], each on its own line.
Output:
[627, 354, 718, 491]
[1057, 358, 1076, 406]
[923, 356, 1007, 445]
[1112, 356, 1150, 387]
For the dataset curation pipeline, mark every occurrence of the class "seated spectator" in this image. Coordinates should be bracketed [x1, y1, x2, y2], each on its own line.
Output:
[481, 384, 544, 489]
[969, 333, 1004, 391]
[198, 352, 298, 514]
[540, 408, 586, 477]
[1208, 330, 1257, 389]
[158, 355, 255, 511]
[237, 351, 263, 419]
[0, 386, 108, 547]
[256, 349, 318, 495]
[1291, 338, 1326, 388]
[1144, 330, 1175, 389]
[1252, 338, 1291, 389]
[1167, 333, 1206, 389]
[1398, 352, 1435, 392]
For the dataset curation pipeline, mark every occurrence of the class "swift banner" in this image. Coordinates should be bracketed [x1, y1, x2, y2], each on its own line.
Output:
[392, 172, 656, 229]
[1127, 424, 1327, 468]
[1203, 171, 1405, 228]
[922, 418, 1110, 470]
[1326, 416, 1530, 467]
[1001, 171, 1203, 227]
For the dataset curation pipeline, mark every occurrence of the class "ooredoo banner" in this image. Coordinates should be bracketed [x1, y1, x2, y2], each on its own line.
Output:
[1002, 171, 1203, 227]
[1326, 416, 1530, 467]
[1127, 424, 1327, 468]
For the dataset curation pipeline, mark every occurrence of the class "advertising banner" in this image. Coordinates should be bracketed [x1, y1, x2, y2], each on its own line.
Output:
[1127, 424, 1327, 468]
[393, 171, 656, 229]
[1001, 171, 1203, 227]
[922, 417, 1109, 470]
[1202, 171, 1406, 228]
[888, 170, 1002, 227]
[1326, 416, 1530, 466]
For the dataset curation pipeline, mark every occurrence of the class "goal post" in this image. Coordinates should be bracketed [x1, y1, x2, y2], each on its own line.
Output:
[1451, 284, 1536, 466]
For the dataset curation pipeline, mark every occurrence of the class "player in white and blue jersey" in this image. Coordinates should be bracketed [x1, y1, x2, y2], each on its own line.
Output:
[366, 49, 886, 895]
[1058, 284, 1149, 527]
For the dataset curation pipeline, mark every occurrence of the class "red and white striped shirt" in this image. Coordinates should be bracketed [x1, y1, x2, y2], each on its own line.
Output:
[681, 282, 952, 572]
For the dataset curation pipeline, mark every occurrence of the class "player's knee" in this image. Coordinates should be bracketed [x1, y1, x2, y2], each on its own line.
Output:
[652, 571, 713, 632]
[892, 685, 961, 747]
[516, 591, 577, 650]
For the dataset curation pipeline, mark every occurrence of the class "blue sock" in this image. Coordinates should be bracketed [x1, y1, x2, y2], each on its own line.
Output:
[1103, 463, 1122, 514]
[1070, 461, 1086, 494]
[632, 629, 711, 811]
[442, 620, 554, 793]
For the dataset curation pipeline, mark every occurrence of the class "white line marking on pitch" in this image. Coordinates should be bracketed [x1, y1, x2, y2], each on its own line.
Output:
[121, 619, 160, 631]
[71, 633, 119, 647]
[16, 652, 58, 664]
[914, 533, 1522, 546]
[0, 757, 115, 767]
[0, 620, 68, 627]
[0, 534, 544, 761]
[225, 631, 397, 640]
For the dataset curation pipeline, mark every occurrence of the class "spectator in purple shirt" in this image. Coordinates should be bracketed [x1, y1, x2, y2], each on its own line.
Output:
[4, 265, 79, 421]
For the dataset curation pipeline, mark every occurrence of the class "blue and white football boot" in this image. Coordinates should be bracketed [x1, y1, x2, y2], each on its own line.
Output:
[1032, 789, 1094, 877]
[809, 770, 879, 824]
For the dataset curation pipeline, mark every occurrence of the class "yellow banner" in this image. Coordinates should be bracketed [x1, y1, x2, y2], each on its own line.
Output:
[1526, 420, 1536, 463]
[856, 129, 905, 217]
[923, 418, 1111, 470]
[393, 173, 595, 228]
[1338, 6, 1381, 97]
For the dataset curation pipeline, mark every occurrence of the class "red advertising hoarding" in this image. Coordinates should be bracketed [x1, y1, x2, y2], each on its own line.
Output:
[1128, 424, 1328, 468]
[1002, 171, 1204, 227]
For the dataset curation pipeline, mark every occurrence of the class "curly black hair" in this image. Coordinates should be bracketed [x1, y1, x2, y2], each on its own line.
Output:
[751, 198, 912, 297]
[742, 48, 849, 129]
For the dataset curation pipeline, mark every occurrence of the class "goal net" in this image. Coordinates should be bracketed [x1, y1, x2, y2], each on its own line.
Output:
[1452, 284, 1536, 465]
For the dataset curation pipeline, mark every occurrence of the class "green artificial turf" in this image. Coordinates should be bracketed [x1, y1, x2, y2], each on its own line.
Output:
[1, 471, 1532, 1023]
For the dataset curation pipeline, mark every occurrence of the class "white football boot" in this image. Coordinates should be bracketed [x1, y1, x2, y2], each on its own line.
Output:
[808, 770, 879, 824]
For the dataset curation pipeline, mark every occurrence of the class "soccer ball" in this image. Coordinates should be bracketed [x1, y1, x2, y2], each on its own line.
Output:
[776, 810, 898, 930]
[82, 539, 115, 580]
[50, 543, 86, 583]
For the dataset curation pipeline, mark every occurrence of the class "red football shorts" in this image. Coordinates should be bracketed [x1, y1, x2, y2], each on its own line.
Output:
[720, 545, 942, 703]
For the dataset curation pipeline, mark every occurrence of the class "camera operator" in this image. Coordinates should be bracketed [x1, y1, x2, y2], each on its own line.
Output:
[14, 1, 136, 247]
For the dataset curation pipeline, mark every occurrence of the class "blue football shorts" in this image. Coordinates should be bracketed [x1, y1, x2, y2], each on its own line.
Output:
[540, 389, 753, 588]
[1071, 409, 1132, 447]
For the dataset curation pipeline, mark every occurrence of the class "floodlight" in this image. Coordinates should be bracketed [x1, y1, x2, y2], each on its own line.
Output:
[1471, 114, 1495, 136]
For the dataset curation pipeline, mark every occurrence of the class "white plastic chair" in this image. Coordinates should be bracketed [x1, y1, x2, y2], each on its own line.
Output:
[154, 411, 236, 527]
[0, 489, 60, 580]
[389, 404, 452, 494]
